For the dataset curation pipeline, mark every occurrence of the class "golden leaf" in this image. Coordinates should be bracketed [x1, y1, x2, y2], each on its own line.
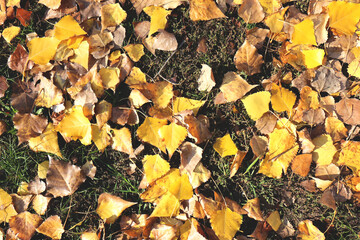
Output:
[291, 18, 317, 46]
[2, 26, 20, 43]
[213, 133, 238, 158]
[32, 195, 51, 215]
[264, 7, 288, 33]
[9, 211, 43, 240]
[143, 154, 170, 184]
[188, 0, 226, 21]
[242, 91, 271, 120]
[54, 15, 86, 41]
[173, 97, 205, 115]
[98, 67, 120, 91]
[270, 84, 297, 113]
[159, 122, 188, 157]
[297, 220, 325, 240]
[96, 193, 136, 224]
[112, 127, 134, 156]
[258, 0, 282, 14]
[210, 207, 242, 240]
[70, 40, 89, 70]
[328, 1, 360, 36]
[29, 123, 62, 158]
[91, 124, 111, 153]
[36, 215, 64, 240]
[27, 37, 60, 65]
[137, 117, 167, 152]
[338, 141, 360, 176]
[144, 6, 171, 36]
[150, 192, 180, 217]
[312, 134, 337, 166]
[125, 67, 147, 85]
[123, 44, 144, 62]
[101, 3, 127, 29]
[55, 106, 92, 145]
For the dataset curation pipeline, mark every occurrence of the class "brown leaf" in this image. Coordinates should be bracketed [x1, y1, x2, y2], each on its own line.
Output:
[230, 150, 247, 178]
[319, 188, 336, 210]
[8, 44, 31, 74]
[246, 27, 269, 49]
[0, 76, 8, 98]
[291, 154, 312, 177]
[315, 164, 340, 181]
[255, 112, 277, 135]
[197, 37, 207, 53]
[238, 0, 265, 23]
[119, 53, 134, 81]
[11, 81, 38, 113]
[16, 8, 32, 27]
[326, 34, 357, 63]
[113, 25, 126, 47]
[300, 180, 317, 193]
[311, 65, 347, 94]
[9, 211, 42, 240]
[297, 129, 315, 154]
[13, 113, 48, 144]
[134, 21, 150, 40]
[301, 108, 325, 126]
[184, 114, 211, 144]
[250, 135, 268, 157]
[111, 106, 139, 125]
[234, 40, 264, 75]
[277, 217, 296, 238]
[0, 120, 6, 136]
[180, 142, 203, 174]
[44, 0, 77, 19]
[335, 98, 360, 125]
[309, 13, 329, 45]
[11, 194, 32, 213]
[331, 182, 352, 202]
[46, 158, 86, 198]
[249, 221, 271, 240]
[243, 198, 264, 221]
[34, 75, 64, 108]
[95, 100, 112, 128]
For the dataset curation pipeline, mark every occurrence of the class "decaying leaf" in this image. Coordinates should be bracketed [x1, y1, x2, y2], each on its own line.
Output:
[238, 0, 265, 23]
[13, 113, 48, 144]
[9, 211, 43, 240]
[234, 40, 264, 75]
[297, 220, 325, 240]
[36, 215, 64, 240]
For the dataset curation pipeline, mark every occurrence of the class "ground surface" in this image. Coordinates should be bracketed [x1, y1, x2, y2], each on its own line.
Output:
[0, 0, 360, 239]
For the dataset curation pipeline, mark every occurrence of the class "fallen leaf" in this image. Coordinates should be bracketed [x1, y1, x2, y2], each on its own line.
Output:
[216, 71, 256, 103]
[270, 84, 297, 113]
[81, 232, 100, 240]
[150, 192, 180, 217]
[28, 177, 46, 195]
[96, 193, 136, 224]
[319, 188, 336, 210]
[98, 67, 120, 91]
[180, 142, 203, 174]
[2, 26, 20, 43]
[143, 154, 170, 184]
[210, 207, 242, 240]
[39, 0, 61, 9]
[328, 1, 360, 35]
[255, 112, 277, 135]
[242, 91, 271, 121]
[8, 44, 30, 73]
[291, 154, 312, 177]
[264, 6, 288, 33]
[143, 30, 178, 55]
[36, 215, 64, 240]
[197, 64, 215, 92]
[311, 65, 347, 94]
[297, 220, 325, 240]
[27, 37, 60, 65]
[213, 133, 238, 158]
[238, 0, 265, 23]
[144, 6, 171, 36]
[13, 113, 48, 144]
[112, 127, 134, 156]
[184, 114, 212, 144]
[101, 3, 127, 29]
[32, 195, 52, 215]
[335, 98, 360, 126]
[159, 122, 188, 157]
[16, 8, 32, 26]
[134, 21, 150, 40]
[173, 97, 205, 115]
[137, 117, 167, 152]
[188, 0, 226, 21]
[34, 76, 64, 108]
[243, 198, 264, 221]
[124, 44, 144, 62]
[37, 161, 49, 179]
[234, 40, 264, 75]
[291, 18, 317, 45]
[312, 134, 337, 166]
[9, 211, 42, 240]
[125, 67, 147, 85]
[55, 105, 92, 145]
[46, 157, 86, 197]
[246, 27, 269, 49]
[250, 135, 268, 158]
[266, 211, 281, 231]
[0, 76, 8, 98]
[54, 15, 86, 41]
[338, 141, 360, 176]
[230, 150, 247, 177]
[91, 124, 111, 152]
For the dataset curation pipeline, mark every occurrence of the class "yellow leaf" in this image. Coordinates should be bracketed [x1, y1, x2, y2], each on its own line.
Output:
[264, 7, 288, 33]
[348, 58, 360, 78]
[37, 161, 49, 179]
[137, 117, 167, 152]
[338, 141, 360, 176]
[27, 37, 60, 65]
[34, 76, 64, 108]
[101, 3, 127, 29]
[112, 127, 134, 156]
[70, 40, 89, 70]
[328, 1, 360, 36]
[259, 128, 299, 178]
[242, 91, 271, 120]
[125, 67, 147, 85]
[167, 173, 193, 200]
[96, 193, 136, 224]
[29, 123, 62, 158]
[312, 134, 337, 166]
[55, 106, 92, 145]
[159, 122, 188, 157]
[188, 0, 226, 21]
[133, 81, 173, 109]
[123, 44, 144, 62]
[0, 188, 12, 210]
[210, 207, 242, 240]
[297, 220, 325, 240]
[150, 192, 180, 218]
[95, 100, 112, 128]
[301, 48, 324, 69]
[129, 89, 150, 108]
[143, 154, 170, 184]
[325, 117, 347, 142]
[2, 26, 20, 43]
[270, 84, 297, 113]
[32, 195, 51, 215]
[173, 97, 205, 115]
[266, 211, 281, 231]
[81, 232, 100, 240]
[0, 204, 17, 223]
[291, 18, 317, 46]
[36, 215, 64, 240]
[91, 124, 111, 152]
[6, 0, 20, 7]
[109, 50, 121, 61]
[99, 67, 120, 91]
[187, 162, 211, 188]
[258, 0, 282, 14]
[213, 134, 238, 158]
[54, 15, 86, 41]
[144, 6, 171, 36]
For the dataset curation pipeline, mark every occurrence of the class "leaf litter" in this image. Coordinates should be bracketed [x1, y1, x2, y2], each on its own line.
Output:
[0, 0, 360, 239]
